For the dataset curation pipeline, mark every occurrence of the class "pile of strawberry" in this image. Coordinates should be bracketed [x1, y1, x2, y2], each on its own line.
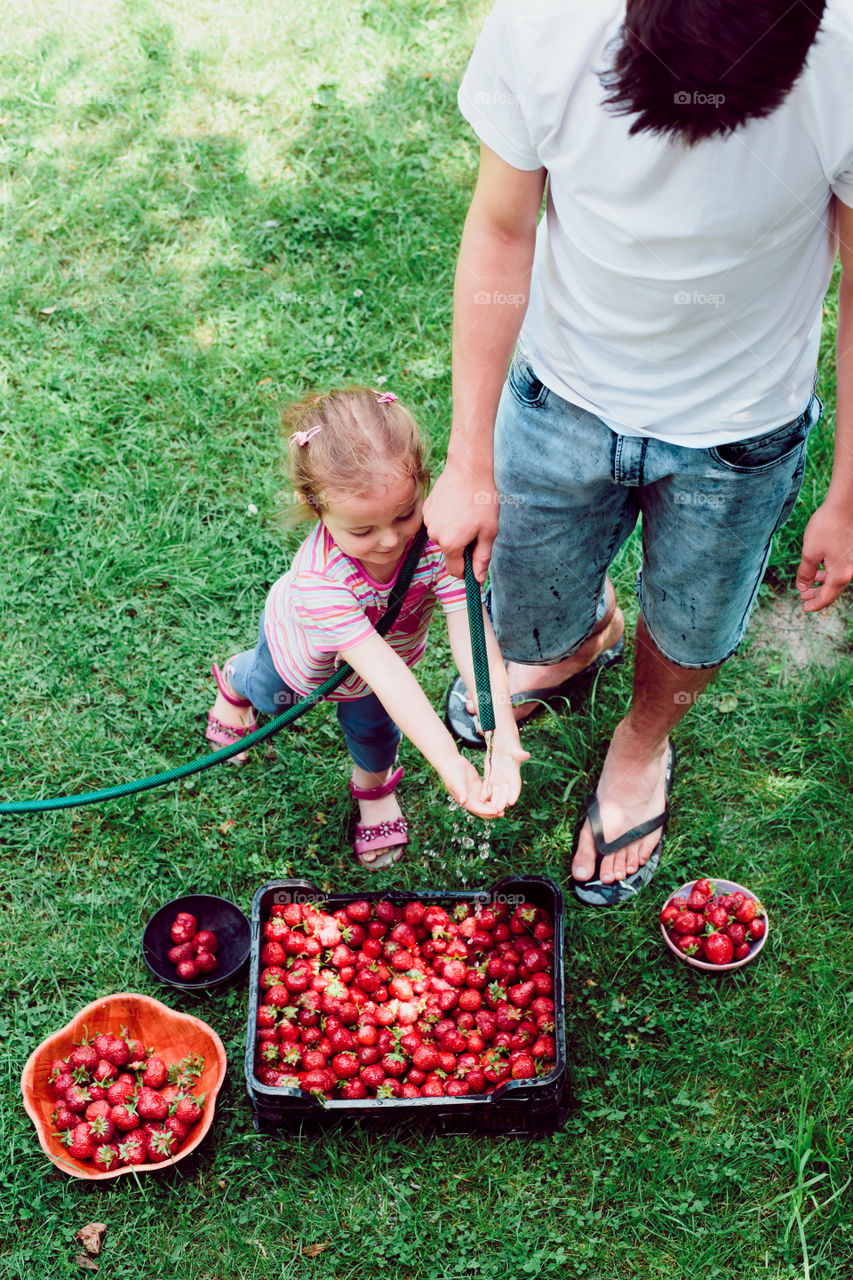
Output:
[167, 911, 219, 982]
[253, 897, 558, 1099]
[661, 878, 767, 965]
[47, 1030, 206, 1171]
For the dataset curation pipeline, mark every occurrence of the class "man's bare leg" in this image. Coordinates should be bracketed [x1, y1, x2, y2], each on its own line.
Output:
[571, 617, 720, 885]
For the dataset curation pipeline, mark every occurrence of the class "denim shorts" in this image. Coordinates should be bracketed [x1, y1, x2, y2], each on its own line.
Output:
[227, 611, 401, 773]
[489, 350, 820, 669]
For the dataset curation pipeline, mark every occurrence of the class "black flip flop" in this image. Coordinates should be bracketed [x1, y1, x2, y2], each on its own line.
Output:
[444, 635, 625, 750]
[573, 742, 676, 906]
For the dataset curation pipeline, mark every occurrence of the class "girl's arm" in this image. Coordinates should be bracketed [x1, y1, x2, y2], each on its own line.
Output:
[338, 631, 509, 818]
[444, 605, 528, 810]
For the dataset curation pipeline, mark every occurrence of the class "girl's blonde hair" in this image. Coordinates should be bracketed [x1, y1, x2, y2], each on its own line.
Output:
[284, 387, 430, 518]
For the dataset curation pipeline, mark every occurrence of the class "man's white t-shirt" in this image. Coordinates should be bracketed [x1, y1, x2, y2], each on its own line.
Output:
[459, 0, 853, 445]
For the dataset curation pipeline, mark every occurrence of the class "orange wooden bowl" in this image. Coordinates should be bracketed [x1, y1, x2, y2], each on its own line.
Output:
[21, 992, 227, 1180]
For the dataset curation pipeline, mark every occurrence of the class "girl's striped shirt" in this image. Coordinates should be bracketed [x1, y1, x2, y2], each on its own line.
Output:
[264, 522, 467, 701]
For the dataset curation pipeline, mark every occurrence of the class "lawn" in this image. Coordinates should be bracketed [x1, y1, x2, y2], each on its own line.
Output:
[1, 1, 851, 1277]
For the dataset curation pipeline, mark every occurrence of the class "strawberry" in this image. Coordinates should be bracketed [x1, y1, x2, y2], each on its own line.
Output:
[66, 1122, 96, 1161]
[106, 1076, 136, 1106]
[103, 1038, 130, 1069]
[672, 911, 703, 935]
[301, 1068, 335, 1094]
[703, 932, 734, 965]
[381, 1052, 407, 1079]
[111, 1102, 140, 1132]
[93, 1142, 121, 1172]
[68, 1044, 98, 1074]
[52, 1104, 78, 1132]
[50, 1070, 75, 1097]
[446, 1079, 469, 1096]
[145, 1126, 177, 1163]
[64, 1084, 92, 1113]
[331, 1052, 360, 1080]
[694, 878, 713, 897]
[726, 922, 747, 947]
[170, 912, 197, 943]
[466, 1067, 487, 1093]
[341, 1078, 369, 1099]
[733, 943, 751, 961]
[118, 1133, 147, 1166]
[196, 950, 219, 975]
[734, 897, 758, 924]
[164, 1115, 189, 1144]
[142, 1057, 167, 1089]
[510, 1053, 535, 1079]
[168, 942, 195, 965]
[747, 916, 766, 942]
[124, 1038, 147, 1067]
[193, 929, 218, 954]
[705, 905, 730, 930]
[137, 1086, 168, 1121]
[176, 959, 200, 981]
[676, 934, 703, 957]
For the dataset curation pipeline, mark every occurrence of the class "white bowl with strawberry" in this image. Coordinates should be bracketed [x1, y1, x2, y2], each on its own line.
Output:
[659, 877, 769, 971]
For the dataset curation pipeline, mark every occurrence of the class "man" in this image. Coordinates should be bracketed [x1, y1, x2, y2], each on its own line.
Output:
[424, 0, 853, 904]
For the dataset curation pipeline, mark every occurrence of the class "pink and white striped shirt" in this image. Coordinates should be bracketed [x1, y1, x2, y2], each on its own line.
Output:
[264, 523, 468, 701]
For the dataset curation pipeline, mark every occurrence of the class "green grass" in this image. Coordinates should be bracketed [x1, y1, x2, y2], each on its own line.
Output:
[1, 2, 851, 1278]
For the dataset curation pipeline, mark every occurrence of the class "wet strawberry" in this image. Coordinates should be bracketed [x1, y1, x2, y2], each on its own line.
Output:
[735, 897, 758, 924]
[193, 929, 218, 954]
[168, 941, 196, 966]
[170, 911, 197, 943]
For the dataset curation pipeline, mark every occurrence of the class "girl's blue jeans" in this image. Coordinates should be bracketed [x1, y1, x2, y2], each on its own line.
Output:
[226, 611, 401, 773]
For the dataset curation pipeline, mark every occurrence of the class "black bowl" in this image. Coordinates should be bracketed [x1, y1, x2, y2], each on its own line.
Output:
[143, 894, 251, 990]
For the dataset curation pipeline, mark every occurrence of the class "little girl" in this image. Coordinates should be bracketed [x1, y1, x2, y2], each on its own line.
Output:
[207, 386, 527, 870]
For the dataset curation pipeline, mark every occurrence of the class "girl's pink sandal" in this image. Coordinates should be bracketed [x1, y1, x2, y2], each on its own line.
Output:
[350, 766, 408, 871]
[206, 661, 258, 763]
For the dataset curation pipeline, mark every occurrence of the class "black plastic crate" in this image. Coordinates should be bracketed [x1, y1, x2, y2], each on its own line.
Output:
[244, 875, 567, 1137]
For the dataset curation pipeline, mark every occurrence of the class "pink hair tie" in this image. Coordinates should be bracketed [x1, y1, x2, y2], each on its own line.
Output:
[292, 424, 323, 446]
[376, 392, 397, 403]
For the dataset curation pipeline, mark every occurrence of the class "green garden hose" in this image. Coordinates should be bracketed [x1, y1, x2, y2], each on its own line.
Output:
[463, 545, 495, 735]
[0, 525, 495, 815]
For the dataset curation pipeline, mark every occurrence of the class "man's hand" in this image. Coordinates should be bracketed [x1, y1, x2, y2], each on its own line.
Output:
[423, 460, 499, 582]
[795, 498, 853, 610]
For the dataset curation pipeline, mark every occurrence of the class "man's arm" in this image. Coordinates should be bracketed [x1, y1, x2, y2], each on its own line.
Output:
[796, 196, 853, 610]
[423, 143, 546, 581]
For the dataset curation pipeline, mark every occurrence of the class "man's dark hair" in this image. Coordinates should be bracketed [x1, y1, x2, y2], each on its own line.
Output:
[599, 0, 827, 144]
